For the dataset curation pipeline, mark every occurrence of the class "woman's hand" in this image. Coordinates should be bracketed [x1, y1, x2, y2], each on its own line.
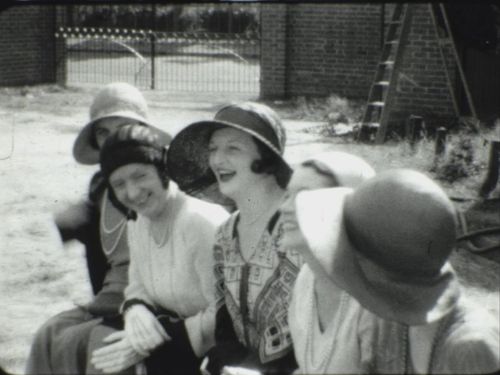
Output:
[90, 331, 146, 373]
[124, 304, 170, 355]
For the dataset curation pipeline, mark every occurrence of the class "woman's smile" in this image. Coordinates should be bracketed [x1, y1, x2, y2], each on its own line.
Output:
[215, 168, 236, 183]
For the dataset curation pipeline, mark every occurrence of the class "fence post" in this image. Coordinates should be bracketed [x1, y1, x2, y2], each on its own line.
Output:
[405, 115, 425, 150]
[435, 127, 447, 156]
[479, 140, 500, 198]
[54, 6, 67, 86]
[150, 31, 156, 90]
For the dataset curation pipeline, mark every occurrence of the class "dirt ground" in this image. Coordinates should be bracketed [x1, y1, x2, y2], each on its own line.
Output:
[1, 85, 499, 374]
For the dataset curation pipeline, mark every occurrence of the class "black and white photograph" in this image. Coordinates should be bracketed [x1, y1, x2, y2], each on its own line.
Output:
[1, 1, 499, 374]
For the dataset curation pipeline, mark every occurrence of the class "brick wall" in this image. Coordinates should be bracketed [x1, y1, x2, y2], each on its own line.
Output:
[0, 5, 58, 86]
[285, 3, 381, 99]
[260, 3, 288, 99]
[261, 3, 457, 129]
[391, 4, 455, 128]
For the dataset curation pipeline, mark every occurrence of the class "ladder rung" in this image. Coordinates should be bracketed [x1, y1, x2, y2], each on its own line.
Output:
[375, 81, 389, 86]
[385, 40, 399, 45]
[380, 60, 394, 66]
[368, 101, 385, 107]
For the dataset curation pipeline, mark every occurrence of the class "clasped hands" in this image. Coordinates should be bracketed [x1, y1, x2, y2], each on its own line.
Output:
[91, 304, 170, 373]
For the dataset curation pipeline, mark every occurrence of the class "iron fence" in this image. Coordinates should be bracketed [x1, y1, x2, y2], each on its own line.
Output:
[55, 26, 260, 95]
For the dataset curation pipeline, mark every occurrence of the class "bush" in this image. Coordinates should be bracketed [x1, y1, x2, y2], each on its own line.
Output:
[432, 133, 482, 183]
[72, 4, 259, 33]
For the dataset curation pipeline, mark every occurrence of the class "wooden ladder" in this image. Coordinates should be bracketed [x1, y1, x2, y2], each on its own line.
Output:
[428, 3, 477, 120]
[358, 4, 413, 143]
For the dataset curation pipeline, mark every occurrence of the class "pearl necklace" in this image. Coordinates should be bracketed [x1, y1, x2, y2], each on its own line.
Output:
[100, 194, 127, 256]
[303, 281, 348, 374]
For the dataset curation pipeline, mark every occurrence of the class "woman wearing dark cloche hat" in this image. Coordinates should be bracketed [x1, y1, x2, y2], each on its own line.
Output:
[167, 102, 301, 375]
[89, 124, 228, 374]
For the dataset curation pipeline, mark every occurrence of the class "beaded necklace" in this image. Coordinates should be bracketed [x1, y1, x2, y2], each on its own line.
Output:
[100, 193, 127, 256]
[303, 281, 348, 374]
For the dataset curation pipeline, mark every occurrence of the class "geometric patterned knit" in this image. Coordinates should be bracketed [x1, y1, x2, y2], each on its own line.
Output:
[214, 210, 303, 364]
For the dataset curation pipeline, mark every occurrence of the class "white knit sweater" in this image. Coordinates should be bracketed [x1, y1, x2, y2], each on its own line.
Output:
[125, 182, 229, 356]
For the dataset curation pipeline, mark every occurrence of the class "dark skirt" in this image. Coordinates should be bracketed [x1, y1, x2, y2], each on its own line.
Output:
[26, 307, 102, 375]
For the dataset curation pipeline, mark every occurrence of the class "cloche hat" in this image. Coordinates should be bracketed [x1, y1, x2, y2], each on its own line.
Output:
[166, 102, 292, 200]
[294, 169, 461, 325]
[302, 151, 375, 188]
[100, 123, 172, 180]
[73, 82, 155, 165]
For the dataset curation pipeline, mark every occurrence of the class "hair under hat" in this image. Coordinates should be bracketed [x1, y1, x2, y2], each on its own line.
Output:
[294, 169, 460, 325]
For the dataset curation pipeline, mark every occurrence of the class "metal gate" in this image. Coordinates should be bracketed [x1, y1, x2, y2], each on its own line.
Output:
[56, 26, 260, 95]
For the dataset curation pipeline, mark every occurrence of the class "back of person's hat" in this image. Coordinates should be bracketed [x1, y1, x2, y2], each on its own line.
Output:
[302, 151, 375, 188]
[294, 169, 460, 325]
[166, 101, 291, 203]
[73, 82, 153, 165]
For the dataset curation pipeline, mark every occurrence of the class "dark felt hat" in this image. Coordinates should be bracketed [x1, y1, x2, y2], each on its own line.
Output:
[295, 169, 461, 325]
[166, 102, 292, 202]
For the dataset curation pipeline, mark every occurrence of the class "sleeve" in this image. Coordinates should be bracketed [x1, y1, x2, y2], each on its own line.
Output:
[87, 245, 129, 317]
[437, 322, 500, 374]
[87, 197, 131, 317]
[54, 200, 95, 243]
[184, 205, 229, 357]
[122, 221, 156, 309]
[56, 170, 104, 243]
[206, 304, 248, 374]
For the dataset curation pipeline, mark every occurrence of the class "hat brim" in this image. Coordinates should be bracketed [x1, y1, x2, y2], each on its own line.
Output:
[166, 120, 292, 201]
[73, 110, 155, 165]
[295, 187, 460, 325]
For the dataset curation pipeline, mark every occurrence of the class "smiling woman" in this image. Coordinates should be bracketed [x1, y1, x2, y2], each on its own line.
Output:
[108, 164, 167, 220]
[87, 123, 229, 374]
[167, 102, 301, 375]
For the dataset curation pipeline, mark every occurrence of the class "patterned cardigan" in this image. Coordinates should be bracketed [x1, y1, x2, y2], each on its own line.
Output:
[209, 210, 302, 374]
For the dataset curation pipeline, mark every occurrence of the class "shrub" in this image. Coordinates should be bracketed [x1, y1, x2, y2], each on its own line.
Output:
[432, 133, 482, 183]
[72, 4, 259, 33]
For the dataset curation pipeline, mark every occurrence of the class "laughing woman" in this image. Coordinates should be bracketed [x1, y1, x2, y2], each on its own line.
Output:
[280, 151, 375, 374]
[167, 103, 302, 375]
[284, 170, 499, 374]
[89, 124, 228, 374]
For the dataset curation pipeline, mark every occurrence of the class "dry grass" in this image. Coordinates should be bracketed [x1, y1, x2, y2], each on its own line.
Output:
[1, 86, 499, 374]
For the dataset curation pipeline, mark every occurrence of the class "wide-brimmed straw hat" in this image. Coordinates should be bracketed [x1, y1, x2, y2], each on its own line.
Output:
[166, 102, 292, 201]
[302, 151, 375, 188]
[294, 169, 461, 325]
[73, 82, 155, 165]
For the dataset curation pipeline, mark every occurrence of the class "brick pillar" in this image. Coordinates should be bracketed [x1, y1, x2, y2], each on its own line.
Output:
[260, 3, 287, 99]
